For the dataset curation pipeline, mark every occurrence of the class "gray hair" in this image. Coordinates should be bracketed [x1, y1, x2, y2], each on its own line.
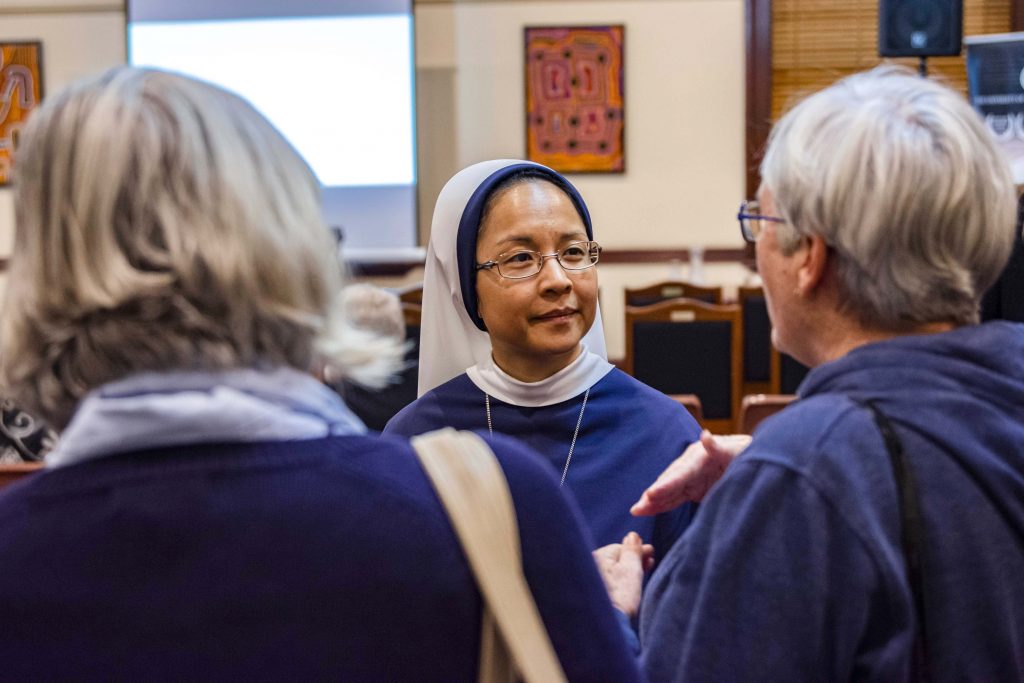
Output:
[761, 65, 1017, 329]
[2, 67, 399, 429]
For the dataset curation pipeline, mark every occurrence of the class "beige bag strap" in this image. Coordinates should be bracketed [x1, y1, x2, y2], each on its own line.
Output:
[411, 428, 568, 683]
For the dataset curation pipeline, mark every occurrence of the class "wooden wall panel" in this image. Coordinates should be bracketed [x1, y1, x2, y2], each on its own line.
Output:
[745, 0, 1013, 194]
[770, 0, 1011, 120]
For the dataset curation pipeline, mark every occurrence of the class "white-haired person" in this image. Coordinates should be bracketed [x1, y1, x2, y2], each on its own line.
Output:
[0, 67, 642, 681]
[331, 283, 419, 430]
[606, 66, 1024, 681]
[384, 160, 702, 563]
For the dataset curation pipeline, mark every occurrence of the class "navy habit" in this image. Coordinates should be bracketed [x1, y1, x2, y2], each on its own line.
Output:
[386, 368, 701, 560]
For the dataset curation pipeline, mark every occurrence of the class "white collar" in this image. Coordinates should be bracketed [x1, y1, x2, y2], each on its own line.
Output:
[417, 159, 609, 397]
[47, 367, 366, 469]
[466, 346, 614, 407]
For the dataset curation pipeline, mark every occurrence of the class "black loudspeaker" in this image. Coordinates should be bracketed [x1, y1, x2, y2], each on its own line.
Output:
[878, 0, 963, 57]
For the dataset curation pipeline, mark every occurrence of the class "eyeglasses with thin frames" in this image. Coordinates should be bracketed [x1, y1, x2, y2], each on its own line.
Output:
[737, 200, 786, 244]
[475, 240, 602, 280]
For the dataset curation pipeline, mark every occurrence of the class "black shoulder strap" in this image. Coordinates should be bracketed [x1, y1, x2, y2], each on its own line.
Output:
[858, 399, 931, 683]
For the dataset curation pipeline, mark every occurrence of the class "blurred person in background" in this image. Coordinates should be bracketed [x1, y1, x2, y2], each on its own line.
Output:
[329, 283, 418, 431]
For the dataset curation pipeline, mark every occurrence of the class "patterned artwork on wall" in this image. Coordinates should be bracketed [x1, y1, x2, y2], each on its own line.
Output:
[525, 25, 624, 173]
[0, 42, 43, 186]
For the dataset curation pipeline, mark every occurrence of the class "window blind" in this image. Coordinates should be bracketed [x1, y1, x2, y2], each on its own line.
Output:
[771, 0, 1011, 120]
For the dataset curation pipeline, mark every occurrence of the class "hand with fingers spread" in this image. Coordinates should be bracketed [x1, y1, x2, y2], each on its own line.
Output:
[631, 430, 751, 516]
[593, 532, 654, 617]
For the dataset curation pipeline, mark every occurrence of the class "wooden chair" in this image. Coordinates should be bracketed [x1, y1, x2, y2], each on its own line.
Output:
[738, 394, 797, 434]
[0, 462, 43, 490]
[737, 286, 773, 396]
[736, 286, 810, 395]
[400, 302, 422, 329]
[624, 280, 724, 308]
[669, 393, 704, 425]
[779, 354, 810, 394]
[396, 283, 423, 306]
[394, 283, 423, 347]
[625, 298, 743, 433]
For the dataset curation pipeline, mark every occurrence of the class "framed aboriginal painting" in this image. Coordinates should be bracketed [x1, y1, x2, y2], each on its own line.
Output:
[0, 41, 44, 186]
[524, 25, 624, 173]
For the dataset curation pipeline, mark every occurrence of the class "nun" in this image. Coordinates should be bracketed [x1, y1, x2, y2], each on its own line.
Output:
[385, 160, 701, 558]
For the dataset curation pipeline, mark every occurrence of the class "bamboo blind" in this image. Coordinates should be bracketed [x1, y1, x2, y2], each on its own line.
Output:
[772, 0, 1011, 120]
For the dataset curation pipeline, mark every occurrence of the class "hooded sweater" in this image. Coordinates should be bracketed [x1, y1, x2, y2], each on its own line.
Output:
[640, 321, 1024, 682]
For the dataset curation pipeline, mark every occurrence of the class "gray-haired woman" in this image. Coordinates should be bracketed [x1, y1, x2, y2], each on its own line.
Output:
[618, 66, 1024, 681]
[0, 67, 641, 681]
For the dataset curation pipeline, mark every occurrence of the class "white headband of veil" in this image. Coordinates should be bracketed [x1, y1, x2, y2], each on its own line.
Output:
[417, 159, 609, 398]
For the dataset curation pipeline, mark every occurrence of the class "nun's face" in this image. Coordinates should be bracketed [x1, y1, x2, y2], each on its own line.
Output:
[475, 180, 598, 379]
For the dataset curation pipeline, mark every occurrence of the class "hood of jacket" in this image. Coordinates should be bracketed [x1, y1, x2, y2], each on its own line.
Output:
[799, 320, 1024, 532]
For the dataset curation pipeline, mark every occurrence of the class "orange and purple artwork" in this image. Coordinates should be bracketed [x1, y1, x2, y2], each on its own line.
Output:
[0, 42, 43, 186]
[525, 26, 624, 174]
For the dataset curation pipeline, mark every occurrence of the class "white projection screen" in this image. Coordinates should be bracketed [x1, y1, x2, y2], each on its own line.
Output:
[127, 0, 417, 252]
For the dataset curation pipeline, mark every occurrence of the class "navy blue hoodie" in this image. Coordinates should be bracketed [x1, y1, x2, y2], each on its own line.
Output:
[641, 321, 1024, 682]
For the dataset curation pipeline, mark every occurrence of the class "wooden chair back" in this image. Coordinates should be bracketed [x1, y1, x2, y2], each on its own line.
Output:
[401, 302, 422, 329]
[625, 298, 743, 433]
[669, 394, 704, 425]
[396, 283, 423, 306]
[0, 462, 44, 490]
[395, 284, 423, 349]
[779, 354, 810, 394]
[624, 281, 723, 308]
[736, 286, 811, 395]
[737, 286, 774, 395]
[738, 394, 797, 434]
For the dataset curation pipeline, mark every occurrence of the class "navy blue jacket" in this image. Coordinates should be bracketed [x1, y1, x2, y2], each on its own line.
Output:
[641, 322, 1024, 682]
[0, 434, 641, 681]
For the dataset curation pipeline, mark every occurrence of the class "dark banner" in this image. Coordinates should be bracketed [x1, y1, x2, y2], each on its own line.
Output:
[966, 32, 1024, 184]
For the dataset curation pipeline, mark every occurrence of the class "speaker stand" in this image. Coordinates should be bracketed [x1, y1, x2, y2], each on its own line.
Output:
[918, 56, 929, 77]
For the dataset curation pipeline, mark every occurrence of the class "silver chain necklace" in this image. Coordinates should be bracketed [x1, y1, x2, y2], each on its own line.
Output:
[485, 388, 590, 488]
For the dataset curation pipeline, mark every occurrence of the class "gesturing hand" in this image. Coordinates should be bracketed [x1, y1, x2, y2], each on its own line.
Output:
[630, 430, 751, 516]
[593, 532, 654, 618]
